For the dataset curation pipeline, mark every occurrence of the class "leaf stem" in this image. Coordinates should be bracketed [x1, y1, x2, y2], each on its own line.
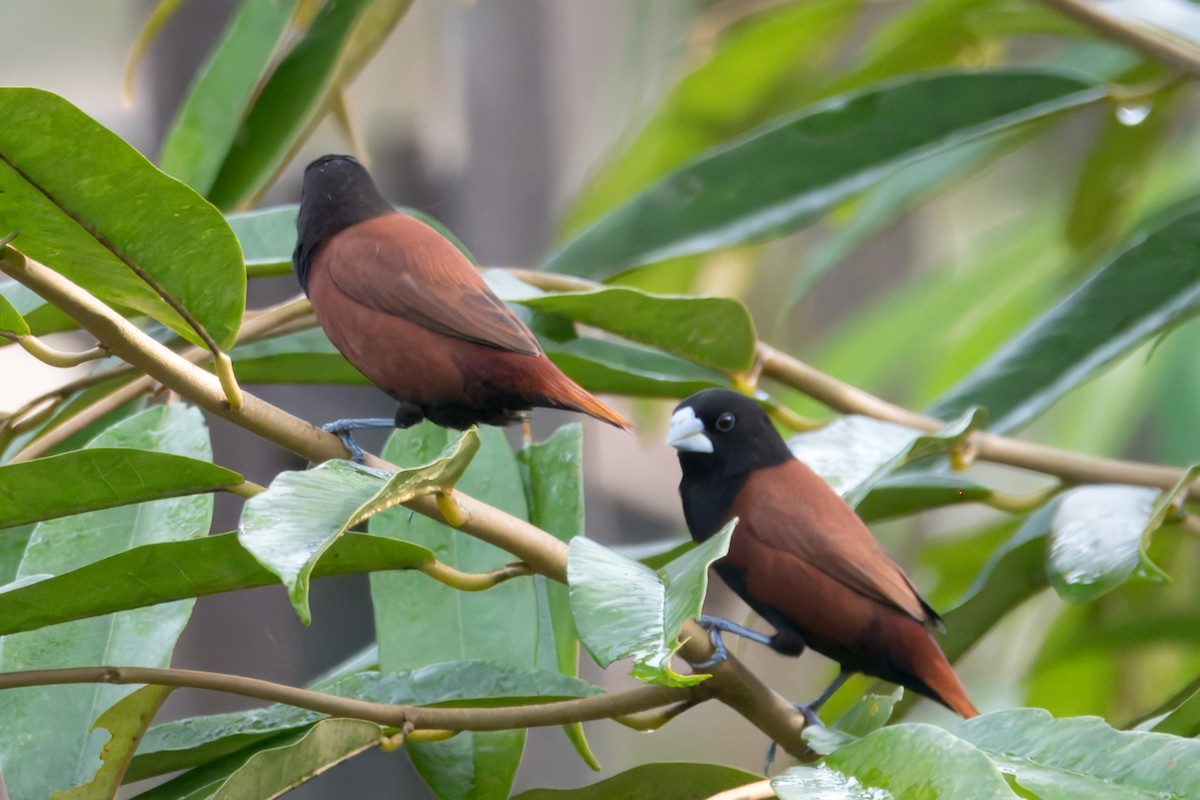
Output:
[0, 665, 698, 732]
[0, 332, 108, 368]
[419, 561, 532, 591]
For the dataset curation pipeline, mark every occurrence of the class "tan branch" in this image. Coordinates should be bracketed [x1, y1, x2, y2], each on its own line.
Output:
[1038, 0, 1200, 79]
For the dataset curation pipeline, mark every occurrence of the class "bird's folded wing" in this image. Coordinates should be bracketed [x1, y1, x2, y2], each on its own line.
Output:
[735, 461, 937, 625]
[324, 214, 543, 357]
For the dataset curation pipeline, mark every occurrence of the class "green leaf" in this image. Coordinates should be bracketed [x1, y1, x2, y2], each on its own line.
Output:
[0, 405, 213, 800]
[0, 277, 75, 338]
[1153, 683, 1200, 737]
[238, 429, 479, 623]
[959, 708, 1200, 798]
[514, 287, 757, 373]
[49, 685, 171, 800]
[544, 337, 731, 397]
[928, 200, 1200, 433]
[561, 0, 863, 234]
[205, 0, 414, 209]
[544, 69, 1103, 279]
[832, 687, 903, 739]
[228, 204, 479, 278]
[518, 425, 598, 769]
[133, 662, 597, 782]
[0, 532, 432, 638]
[513, 763, 760, 800]
[0, 524, 33, 586]
[787, 408, 982, 507]
[855, 471, 998, 523]
[0, 290, 29, 335]
[0, 88, 246, 349]
[158, 0, 303, 195]
[567, 519, 735, 687]
[369, 423, 535, 800]
[208, 718, 382, 800]
[1046, 485, 1163, 603]
[774, 724, 1018, 800]
[229, 327, 368, 385]
[0, 449, 242, 530]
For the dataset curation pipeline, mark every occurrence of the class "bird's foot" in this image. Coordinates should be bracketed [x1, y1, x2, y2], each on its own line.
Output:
[321, 418, 395, 463]
[692, 615, 738, 669]
[794, 702, 825, 728]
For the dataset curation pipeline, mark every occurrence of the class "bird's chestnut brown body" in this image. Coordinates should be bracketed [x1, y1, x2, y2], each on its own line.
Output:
[671, 390, 977, 718]
[294, 155, 628, 431]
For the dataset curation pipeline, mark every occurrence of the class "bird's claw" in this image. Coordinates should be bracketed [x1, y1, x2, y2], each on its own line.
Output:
[794, 702, 825, 728]
[320, 418, 395, 463]
[692, 616, 732, 669]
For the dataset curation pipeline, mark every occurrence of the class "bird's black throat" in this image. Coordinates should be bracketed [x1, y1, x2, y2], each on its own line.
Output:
[293, 155, 396, 291]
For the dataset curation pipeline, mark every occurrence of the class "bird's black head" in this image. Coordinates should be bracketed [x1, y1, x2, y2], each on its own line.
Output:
[668, 389, 793, 481]
[293, 155, 395, 291]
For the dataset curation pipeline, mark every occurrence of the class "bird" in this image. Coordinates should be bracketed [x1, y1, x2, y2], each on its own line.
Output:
[667, 388, 977, 724]
[293, 154, 629, 459]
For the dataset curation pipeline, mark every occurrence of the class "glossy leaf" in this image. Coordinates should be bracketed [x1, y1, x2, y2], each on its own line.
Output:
[515, 287, 757, 373]
[787, 408, 981, 507]
[51, 685, 171, 800]
[774, 724, 1017, 800]
[0, 532, 432, 638]
[959, 708, 1200, 798]
[0, 449, 242, 530]
[1046, 485, 1162, 603]
[518, 425, 597, 769]
[158, 0, 303, 195]
[0, 89, 245, 349]
[544, 337, 730, 398]
[544, 70, 1103, 279]
[0, 405, 212, 800]
[369, 423, 535, 800]
[206, 0, 414, 209]
[567, 519, 734, 687]
[513, 762, 760, 800]
[928, 200, 1200, 433]
[0, 290, 29, 335]
[239, 429, 479, 623]
[228, 204, 478, 278]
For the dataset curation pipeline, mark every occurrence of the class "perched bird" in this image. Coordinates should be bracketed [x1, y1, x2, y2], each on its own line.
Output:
[293, 155, 629, 457]
[668, 389, 977, 723]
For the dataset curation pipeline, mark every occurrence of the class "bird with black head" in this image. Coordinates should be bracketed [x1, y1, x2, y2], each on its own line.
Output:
[668, 388, 977, 724]
[293, 155, 629, 459]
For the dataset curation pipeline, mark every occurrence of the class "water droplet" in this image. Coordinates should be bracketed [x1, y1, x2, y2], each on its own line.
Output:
[1116, 103, 1151, 126]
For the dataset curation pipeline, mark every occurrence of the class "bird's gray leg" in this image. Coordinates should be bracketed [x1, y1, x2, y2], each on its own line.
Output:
[321, 418, 395, 463]
[691, 614, 774, 668]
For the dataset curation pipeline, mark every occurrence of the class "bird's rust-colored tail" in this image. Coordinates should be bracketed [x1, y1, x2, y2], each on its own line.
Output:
[535, 363, 632, 430]
[918, 641, 979, 718]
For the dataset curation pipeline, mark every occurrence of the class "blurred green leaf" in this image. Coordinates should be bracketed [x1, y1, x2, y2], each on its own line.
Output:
[788, 408, 981, 507]
[1153, 682, 1200, 737]
[159, 0, 303, 195]
[545, 337, 730, 397]
[206, 0, 414, 209]
[1046, 485, 1165, 603]
[513, 763, 760, 800]
[562, 0, 863, 233]
[229, 328, 367, 385]
[833, 687, 903, 739]
[0, 405, 212, 800]
[0, 532, 433, 638]
[51, 685, 171, 800]
[369, 423, 535, 800]
[515, 288, 756, 373]
[856, 471, 998, 523]
[545, 70, 1102, 279]
[133, 662, 597, 782]
[567, 519, 734, 687]
[518, 424, 598, 769]
[0, 290, 29, 335]
[239, 429, 479, 623]
[959, 708, 1200, 798]
[0, 449, 241, 530]
[0, 89, 245, 350]
[0, 278, 74, 338]
[928, 201, 1200, 433]
[775, 724, 1017, 799]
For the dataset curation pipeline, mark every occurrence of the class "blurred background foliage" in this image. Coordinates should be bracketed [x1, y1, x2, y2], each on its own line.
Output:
[1, 0, 1200, 798]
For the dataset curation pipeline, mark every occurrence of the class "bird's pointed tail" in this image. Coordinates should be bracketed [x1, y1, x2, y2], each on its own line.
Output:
[535, 364, 632, 430]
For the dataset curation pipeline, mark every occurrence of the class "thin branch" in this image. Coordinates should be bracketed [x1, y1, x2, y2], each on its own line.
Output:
[1038, 0, 1200, 80]
[419, 561, 532, 591]
[0, 332, 108, 368]
[0, 666, 698, 733]
[757, 344, 1200, 500]
[0, 249, 813, 757]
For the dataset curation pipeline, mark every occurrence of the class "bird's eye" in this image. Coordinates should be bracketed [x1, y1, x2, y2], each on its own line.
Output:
[715, 412, 736, 432]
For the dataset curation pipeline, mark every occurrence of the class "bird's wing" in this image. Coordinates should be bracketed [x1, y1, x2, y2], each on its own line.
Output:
[733, 460, 939, 626]
[321, 213, 543, 357]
